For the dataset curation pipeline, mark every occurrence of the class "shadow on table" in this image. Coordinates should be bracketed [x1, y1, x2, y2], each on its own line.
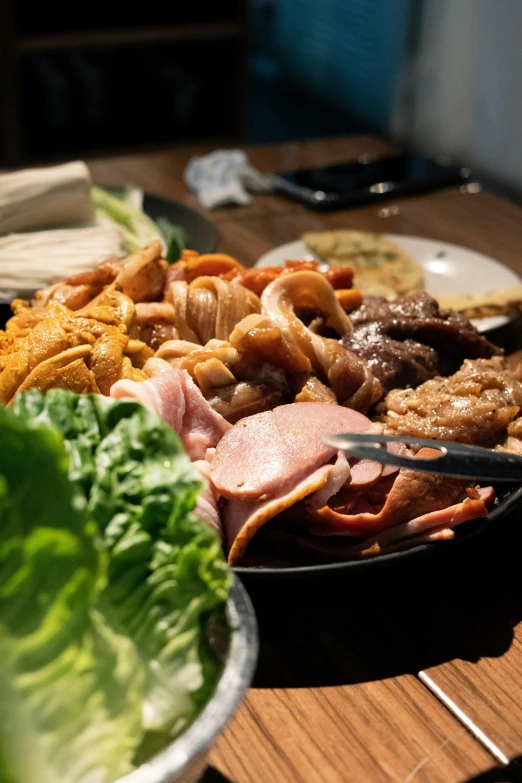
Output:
[199, 767, 234, 783]
[240, 507, 522, 689]
[465, 755, 522, 783]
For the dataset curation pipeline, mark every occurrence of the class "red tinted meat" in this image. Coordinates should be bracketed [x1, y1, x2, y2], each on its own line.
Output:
[210, 402, 376, 501]
[110, 367, 231, 460]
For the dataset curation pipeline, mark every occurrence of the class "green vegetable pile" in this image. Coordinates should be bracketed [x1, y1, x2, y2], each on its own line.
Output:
[0, 390, 231, 783]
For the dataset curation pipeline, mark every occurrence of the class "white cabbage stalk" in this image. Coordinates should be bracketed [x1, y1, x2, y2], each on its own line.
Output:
[0, 225, 125, 297]
[92, 185, 166, 254]
[0, 161, 95, 235]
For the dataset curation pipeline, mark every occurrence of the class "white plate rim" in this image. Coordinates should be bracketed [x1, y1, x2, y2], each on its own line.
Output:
[255, 233, 522, 333]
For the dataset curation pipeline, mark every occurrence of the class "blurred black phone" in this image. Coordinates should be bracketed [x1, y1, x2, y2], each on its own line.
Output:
[272, 152, 471, 211]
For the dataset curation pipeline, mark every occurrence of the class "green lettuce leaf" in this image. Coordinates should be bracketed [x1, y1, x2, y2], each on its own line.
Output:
[0, 407, 145, 783]
[11, 389, 232, 751]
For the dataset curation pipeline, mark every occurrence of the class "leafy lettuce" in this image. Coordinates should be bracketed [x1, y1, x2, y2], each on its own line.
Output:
[0, 391, 232, 783]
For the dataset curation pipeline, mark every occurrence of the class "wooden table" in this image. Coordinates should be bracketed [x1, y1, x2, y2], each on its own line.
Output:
[89, 137, 522, 783]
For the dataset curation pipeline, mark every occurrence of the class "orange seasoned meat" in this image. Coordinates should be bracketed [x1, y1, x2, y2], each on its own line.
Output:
[15, 345, 100, 396]
[0, 288, 144, 402]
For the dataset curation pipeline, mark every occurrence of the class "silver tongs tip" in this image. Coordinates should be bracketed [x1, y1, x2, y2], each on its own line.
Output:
[324, 432, 522, 482]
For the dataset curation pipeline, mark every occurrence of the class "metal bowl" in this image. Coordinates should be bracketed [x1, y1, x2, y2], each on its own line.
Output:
[120, 577, 258, 783]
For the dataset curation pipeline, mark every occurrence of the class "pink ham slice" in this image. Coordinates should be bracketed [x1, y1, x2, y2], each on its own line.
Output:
[342, 441, 404, 490]
[211, 402, 376, 501]
[304, 452, 351, 514]
[110, 368, 231, 461]
[382, 440, 408, 477]
[348, 458, 383, 488]
[226, 457, 351, 565]
[210, 398, 496, 563]
[309, 448, 472, 537]
[211, 401, 382, 563]
[351, 486, 494, 556]
[193, 459, 223, 537]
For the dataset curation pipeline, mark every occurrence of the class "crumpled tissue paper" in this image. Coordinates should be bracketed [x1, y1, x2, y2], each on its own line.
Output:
[184, 149, 273, 210]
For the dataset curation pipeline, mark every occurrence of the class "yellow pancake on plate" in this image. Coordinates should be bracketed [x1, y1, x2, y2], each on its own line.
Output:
[437, 286, 522, 319]
[302, 230, 424, 298]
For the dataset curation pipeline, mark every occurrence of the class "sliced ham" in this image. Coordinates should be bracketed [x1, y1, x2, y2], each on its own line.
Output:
[382, 440, 408, 477]
[212, 411, 285, 501]
[211, 401, 390, 563]
[349, 458, 383, 488]
[309, 448, 470, 537]
[211, 402, 376, 501]
[352, 493, 492, 556]
[106, 371, 496, 564]
[193, 459, 223, 537]
[210, 402, 493, 565]
[110, 367, 231, 460]
[304, 451, 351, 514]
[226, 461, 342, 565]
[341, 442, 404, 489]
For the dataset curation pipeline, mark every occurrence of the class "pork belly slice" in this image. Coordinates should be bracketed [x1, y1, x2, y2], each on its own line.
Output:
[110, 366, 231, 461]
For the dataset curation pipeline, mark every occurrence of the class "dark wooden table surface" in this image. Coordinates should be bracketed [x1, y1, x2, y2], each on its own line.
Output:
[89, 137, 522, 783]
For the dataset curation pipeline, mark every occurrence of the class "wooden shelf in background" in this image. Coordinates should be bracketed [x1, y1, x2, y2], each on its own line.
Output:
[16, 21, 242, 53]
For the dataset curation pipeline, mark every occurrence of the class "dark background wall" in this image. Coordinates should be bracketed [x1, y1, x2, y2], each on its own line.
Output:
[0, 0, 412, 164]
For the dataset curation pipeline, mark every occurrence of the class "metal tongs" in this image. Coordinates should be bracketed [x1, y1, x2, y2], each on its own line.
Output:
[324, 433, 522, 482]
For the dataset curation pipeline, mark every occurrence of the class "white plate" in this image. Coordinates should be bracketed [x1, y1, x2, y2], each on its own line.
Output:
[255, 234, 522, 333]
